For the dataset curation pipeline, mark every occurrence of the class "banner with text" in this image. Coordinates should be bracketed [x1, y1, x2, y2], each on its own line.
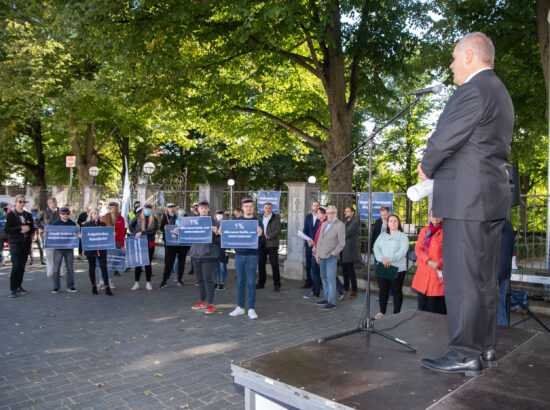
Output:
[44, 225, 80, 249]
[221, 219, 259, 249]
[125, 236, 150, 268]
[178, 216, 212, 244]
[106, 249, 125, 271]
[0, 215, 5, 231]
[257, 190, 281, 214]
[165, 225, 190, 246]
[81, 227, 116, 251]
[358, 193, 394, 221]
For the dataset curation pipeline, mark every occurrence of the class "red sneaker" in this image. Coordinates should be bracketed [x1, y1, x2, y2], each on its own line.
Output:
[205, 304, 215, 314]
[191, 301, 207, 310]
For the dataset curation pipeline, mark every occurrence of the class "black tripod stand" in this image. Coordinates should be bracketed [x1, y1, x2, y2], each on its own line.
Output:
[318, 97, 423, 350]
[506, 281, 550, 333]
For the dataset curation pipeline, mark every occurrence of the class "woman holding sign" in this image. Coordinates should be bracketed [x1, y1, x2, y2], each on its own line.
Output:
[102, 202, 126, 288]
[187, 200, 220, 314]
[80, 208, 113, 296]
[129, 204, 158, 291]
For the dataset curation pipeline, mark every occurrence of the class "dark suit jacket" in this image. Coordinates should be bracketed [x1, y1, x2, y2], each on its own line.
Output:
[303, 212, 319, 247]
[421, 69, 514, 221]
[262, 213, 281, 248]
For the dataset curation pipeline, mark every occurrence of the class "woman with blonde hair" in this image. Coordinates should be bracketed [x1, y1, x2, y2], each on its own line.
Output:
[129, 204, 158, 291]
[101, 202, 126, 288]
[80, 208, 112, 295]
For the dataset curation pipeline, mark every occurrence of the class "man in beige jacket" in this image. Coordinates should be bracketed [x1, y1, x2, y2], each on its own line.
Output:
[314, 205, 346, 310]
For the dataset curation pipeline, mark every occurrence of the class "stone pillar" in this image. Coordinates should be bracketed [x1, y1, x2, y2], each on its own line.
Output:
[26, 186, 47, 209]
[136, 184, 160, 207]
[51, 185, 69, 207]
[83, 185, 104, 209]
[283, 182, 321, 281]
[198, 184, 225, 211]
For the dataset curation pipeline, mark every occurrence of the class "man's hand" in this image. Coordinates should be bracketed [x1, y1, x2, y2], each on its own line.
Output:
[135, 232, 142, 239]
[316, 256, 320, 264]
[307, 240, 313, 248]
[21, 225, 30, 233]
[257, 226, 263, 236]
[265, 234, 269, 240]
[417, 162, 428, 181]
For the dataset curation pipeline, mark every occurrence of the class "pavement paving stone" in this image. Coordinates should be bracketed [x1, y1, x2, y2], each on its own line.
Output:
[2, 258, 549, 409]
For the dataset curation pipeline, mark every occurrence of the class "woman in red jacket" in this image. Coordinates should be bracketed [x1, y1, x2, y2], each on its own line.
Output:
[412, 209, 445, 314]
[102, 202, 126, 287]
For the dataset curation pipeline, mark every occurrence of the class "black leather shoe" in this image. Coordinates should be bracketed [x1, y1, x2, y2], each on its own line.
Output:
[256, 284, 264, 289]
[420, 356, 483, 377]
[481, 348, 497, 367]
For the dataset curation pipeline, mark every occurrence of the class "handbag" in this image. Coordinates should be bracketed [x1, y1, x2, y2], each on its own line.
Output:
[376, 262, 398, 281]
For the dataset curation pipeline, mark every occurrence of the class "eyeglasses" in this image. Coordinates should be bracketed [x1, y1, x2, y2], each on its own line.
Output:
[17, 200, 26, 203]
[60, 212, 69, 215]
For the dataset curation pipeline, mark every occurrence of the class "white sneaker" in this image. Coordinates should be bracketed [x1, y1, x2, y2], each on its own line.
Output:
[108, 283, 116, 289]
[131, 283, 140, 291]
[374, 312, 386, 320]
[229, 306, 245, 317]
[248, 309, 258, 320]
[97, 281, 105, 290]
[146, 282, 153, 291]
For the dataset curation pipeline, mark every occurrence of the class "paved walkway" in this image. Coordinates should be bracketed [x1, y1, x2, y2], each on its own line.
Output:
[1, 258, 548, 409]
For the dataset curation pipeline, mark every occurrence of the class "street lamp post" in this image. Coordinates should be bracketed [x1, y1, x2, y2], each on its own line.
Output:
[89, 166, 99, 185]
[143, 162, 156, 184]
[227, 178, 235, 216]
[307, 176, 317, 184]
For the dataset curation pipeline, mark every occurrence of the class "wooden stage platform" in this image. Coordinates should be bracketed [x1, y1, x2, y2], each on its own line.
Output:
[231, 310, 549, 409]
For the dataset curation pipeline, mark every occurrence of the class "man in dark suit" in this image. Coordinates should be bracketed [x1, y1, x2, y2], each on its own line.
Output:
[257, 202, 282, 291]
[302, 200, 320, 288]
[418, 32, 514, 376]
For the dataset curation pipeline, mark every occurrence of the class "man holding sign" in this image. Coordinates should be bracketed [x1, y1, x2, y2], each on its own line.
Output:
[5, 195, 35, 298]
[50, 207, 79, 293]
[228, 198, 265, 320]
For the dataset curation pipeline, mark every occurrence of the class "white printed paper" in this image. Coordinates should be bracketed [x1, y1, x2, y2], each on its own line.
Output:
[407, 179, 434, 202]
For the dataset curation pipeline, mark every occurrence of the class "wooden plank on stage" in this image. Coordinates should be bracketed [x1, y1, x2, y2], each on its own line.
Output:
[232, 310, 542, 409]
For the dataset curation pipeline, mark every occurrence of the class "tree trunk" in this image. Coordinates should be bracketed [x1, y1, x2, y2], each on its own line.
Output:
[537, 0, 550, 118]
[71, 122, 97, 187]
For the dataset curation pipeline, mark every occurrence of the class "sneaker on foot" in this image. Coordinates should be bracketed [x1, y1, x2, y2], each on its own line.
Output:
[374, 312, 386, 320]
[303, 292, 316, 299]
[176, 280, 184, 287]
[229, 306, 245, 316]
[97, 281, 105, 290]
[316, 299, 329, 305]
[131, 283, 140, 291]
[248, 309, 258, 320]
[51, 288, 60, 294]
[145, 283, 153, 291]
[323, 303, 336, 310]
[217, 284, 225, 290]
[108, 283, 116, 289]
[17, 287, 28, 295]
[349, 291, 357, 299]
[191, 301, 207, 310]
[205, 304, 215, 314]
[9, 290, 17, 298]
[67, 287, 79, 293]
[339, 291, 347, 301]
[194, 282, 199, 287]
[159, 282, 168, 289]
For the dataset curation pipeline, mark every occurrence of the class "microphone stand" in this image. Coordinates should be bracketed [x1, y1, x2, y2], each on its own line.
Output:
[318, 96, 423, 350]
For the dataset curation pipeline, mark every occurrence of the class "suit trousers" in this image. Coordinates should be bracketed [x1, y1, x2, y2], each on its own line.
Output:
[442, 218, 503, 362]
[304, 245, 313, 284]
[257, 246, 280, 288]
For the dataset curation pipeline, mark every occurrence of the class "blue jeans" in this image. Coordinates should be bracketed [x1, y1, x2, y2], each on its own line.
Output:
[235, 254, 258, 309]
[214, 262, 227, 284]
[311, 254, 321, 296]
[319, 255, 338, 304]
[497, 279, 510, 326]
[53, 249, 75, 290]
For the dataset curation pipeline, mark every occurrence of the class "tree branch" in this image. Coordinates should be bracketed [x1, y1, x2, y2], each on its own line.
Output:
[232, 106, 322, 148]
[96, 125, 118, 154]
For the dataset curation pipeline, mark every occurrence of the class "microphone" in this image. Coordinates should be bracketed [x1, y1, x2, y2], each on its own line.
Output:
[405, 84, 443, 96]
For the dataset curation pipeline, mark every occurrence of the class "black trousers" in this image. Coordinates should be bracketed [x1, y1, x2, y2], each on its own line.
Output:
[86, 251, 109, 287]
[442, 218, 503, 362]
[257, 246, 280, 288]
[135, 245, 155, 282]
[341, 262, 357, 292]
[162, 245, 189, 283]
[378, 271, 406, 314]
[417, 292, 447, 315]
[9, 242, 30, 291]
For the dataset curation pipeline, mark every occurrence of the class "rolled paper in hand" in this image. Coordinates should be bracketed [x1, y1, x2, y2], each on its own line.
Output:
[407, 179, 434, 202]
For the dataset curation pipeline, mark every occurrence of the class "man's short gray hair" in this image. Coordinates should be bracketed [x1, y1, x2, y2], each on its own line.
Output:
[327, 205, 337, 213]
[458, 32, 495, 67]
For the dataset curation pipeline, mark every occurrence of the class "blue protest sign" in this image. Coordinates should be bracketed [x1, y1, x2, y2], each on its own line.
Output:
[221, 219, 259, 249]
[106, 249, 125, 271]
[178, 216, 212, 244]
[165, 225, 180, 246]
[0, 215, 5, 230]
[44, 225, 80, 249]
[81, 227, 116, 251]
[358, 193, 394, 221]
[31, 212, 39, 228]
[125, 236, 150, 268]
[257, 191, 281, 214]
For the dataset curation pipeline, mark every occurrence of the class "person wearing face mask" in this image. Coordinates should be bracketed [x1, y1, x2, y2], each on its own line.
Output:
[213, 209, 229, 290]
[129, 204, 158, 291]
[5, 195, 35, 298]
[0, 201, 9, 266]
[159, 204, 189, 288]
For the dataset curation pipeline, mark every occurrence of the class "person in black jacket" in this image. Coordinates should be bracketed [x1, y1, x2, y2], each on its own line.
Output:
[79, 208, 112, 296]
[5, 195, 35, 298]
[159, 204, 189, 288]
[129, 204, 158, 291]
[76, 205, 91, 260]
[187, 200, 221, 314]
